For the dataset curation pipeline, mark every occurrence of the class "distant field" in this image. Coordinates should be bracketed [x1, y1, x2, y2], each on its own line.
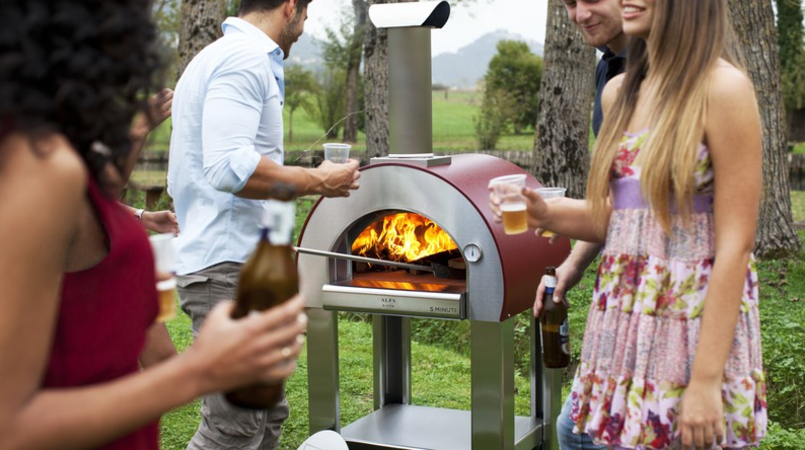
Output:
[142, 90, 536, 155]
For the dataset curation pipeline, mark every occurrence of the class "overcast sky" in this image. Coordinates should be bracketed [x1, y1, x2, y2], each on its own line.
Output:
[306, 0, 550, 56]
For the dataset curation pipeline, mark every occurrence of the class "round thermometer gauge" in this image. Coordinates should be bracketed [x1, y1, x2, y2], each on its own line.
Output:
[463, 243, 483, 263]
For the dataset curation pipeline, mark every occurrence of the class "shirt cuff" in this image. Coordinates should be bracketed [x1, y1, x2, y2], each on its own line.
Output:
[229, 146, 262, 193]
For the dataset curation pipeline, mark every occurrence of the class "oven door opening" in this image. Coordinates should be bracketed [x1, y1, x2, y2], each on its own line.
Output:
[321, 211, 467, 319]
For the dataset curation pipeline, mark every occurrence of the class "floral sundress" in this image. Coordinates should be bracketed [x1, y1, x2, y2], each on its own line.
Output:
[568, 130, 767, 449]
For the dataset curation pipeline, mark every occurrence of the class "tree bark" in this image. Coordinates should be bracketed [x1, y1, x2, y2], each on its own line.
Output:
[178, 0, 225, 76]
[343, 0, 368, 144]
[729, 0, 802, 258]
[531, 0, 596, 199]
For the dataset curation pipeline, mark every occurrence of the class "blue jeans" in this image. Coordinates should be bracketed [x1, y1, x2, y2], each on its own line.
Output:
[557, 396, 606, 450]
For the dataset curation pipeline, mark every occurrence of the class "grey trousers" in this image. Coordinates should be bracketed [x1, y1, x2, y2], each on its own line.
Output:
[178, 262, 290, 450]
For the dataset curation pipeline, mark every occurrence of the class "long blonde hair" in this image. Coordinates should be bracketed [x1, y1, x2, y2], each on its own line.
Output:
[586, 0, 739, 231]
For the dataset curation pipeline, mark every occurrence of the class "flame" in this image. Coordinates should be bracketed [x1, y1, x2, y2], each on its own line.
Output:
[351, 213, 457, 263]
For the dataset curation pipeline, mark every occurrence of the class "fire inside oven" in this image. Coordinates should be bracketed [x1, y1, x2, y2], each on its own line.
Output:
[353, 211, 464, 276]
[321, 210, 468, 319]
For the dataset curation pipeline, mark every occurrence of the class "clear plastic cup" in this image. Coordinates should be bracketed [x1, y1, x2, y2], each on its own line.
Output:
[535, 187, 567, 237]
[149, 233, 176, 322]
[489, 174, 528, 235]
[323, 143, 351, 163]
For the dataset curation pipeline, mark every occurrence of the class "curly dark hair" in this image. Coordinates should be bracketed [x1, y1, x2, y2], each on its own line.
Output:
[0, 0, 166, 188]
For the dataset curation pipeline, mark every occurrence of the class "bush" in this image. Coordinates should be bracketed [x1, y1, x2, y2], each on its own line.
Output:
[760, 421, 805, 449]
[473, 90, 509, 150]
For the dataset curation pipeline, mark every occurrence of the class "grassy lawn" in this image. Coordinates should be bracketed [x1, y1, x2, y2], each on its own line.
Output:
[792, 191, 805, 222]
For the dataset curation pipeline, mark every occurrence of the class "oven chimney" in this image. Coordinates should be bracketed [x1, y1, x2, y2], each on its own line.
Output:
[368, 1, 451, 166]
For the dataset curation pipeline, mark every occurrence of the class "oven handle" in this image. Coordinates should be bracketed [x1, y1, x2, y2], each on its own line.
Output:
[292, 246, 437, 274]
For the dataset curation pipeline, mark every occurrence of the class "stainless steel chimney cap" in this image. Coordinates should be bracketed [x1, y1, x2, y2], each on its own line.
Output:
[368, 0, 450, 29]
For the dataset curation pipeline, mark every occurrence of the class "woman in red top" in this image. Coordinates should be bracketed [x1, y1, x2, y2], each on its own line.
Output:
[0, 1, 306, 449]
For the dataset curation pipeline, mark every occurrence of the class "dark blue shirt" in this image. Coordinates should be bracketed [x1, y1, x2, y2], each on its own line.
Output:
[592, 48, 626, 137]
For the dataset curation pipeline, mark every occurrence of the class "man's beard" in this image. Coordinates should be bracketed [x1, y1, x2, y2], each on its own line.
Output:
[278, 14, 302, 59]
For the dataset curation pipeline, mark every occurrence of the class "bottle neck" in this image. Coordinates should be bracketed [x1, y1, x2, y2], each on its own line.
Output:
[544, 275, 557, 295]
[261, 200, 294, 246]
[260, 227, 291, 245]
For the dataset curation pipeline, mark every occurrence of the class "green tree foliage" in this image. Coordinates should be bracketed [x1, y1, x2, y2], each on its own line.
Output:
[311, 9, 365, 139]
[284, 65, 319, 142]
[152, 0, 181, 82]
[311, 67, 347, 139]
[482, 40, 543, 135]
[776, 0, 805, 112]
[473, 82, 512, 150]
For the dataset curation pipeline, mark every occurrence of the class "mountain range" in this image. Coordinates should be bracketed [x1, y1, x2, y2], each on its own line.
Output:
[287, 29, 544, 90]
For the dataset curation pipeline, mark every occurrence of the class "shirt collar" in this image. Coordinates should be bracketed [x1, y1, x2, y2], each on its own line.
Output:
[221, 17, 285, 59]
[599, 45, 627, 60]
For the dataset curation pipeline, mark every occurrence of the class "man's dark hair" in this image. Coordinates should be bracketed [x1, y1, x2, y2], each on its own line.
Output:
[239, 0, 313, 16]
[0, 0, 165, 191]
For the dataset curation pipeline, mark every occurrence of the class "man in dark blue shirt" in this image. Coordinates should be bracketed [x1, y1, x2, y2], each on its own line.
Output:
[542, 1, 627, 449]
[592, 47, 626, 136]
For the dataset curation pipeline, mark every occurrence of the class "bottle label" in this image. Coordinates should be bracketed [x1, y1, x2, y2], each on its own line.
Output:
[264, 200, 295, 245]
[559, 319, 570, 355]
[545, 275, 557, 289]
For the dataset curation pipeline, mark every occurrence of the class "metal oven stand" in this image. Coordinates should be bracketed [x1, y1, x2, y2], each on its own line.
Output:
[307, 310, 561, 450]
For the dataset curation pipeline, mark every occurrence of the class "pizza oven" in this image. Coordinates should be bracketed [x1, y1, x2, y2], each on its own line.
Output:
[298, 2, 570, 449]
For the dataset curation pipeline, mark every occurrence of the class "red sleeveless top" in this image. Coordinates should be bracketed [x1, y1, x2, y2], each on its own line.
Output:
[44, 177, 160, 449]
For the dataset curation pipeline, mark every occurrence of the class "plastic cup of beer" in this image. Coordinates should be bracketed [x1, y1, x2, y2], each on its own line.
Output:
[149, 233, 177, 322]
[535, 187, 567, 237]
[323, 143, 351, 163]
[489, 174, 528, 235]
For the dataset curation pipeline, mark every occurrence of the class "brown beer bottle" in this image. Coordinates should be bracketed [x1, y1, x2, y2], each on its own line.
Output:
[540, 266, 570, 368]
[225, 200, 299, 409]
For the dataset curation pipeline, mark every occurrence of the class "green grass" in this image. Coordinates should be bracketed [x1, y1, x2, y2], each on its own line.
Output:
[792, 191, 805, 223]
[130, 170, 167, 187]
[791, 142, 805, 155]
[160, 308, 202, 448]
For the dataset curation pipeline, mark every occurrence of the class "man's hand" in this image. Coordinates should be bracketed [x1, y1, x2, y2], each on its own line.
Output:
[533, 241, 603, 317]
[142, 210, 180, 235]
[315, 159, 361, 197]
[534, 260, 584, 317]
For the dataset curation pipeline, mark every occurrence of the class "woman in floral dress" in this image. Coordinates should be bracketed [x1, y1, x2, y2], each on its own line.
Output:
[490, 0, 766, 448]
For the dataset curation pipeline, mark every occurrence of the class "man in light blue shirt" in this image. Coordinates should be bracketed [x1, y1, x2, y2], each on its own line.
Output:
[168, 1, 360, 448]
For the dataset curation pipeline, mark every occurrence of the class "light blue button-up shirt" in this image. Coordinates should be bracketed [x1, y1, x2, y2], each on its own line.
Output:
[168, 17, 286, 276]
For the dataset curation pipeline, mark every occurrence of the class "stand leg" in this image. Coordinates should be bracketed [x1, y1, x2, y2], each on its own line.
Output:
[471, 319, 515, 450]
[373, 315, 411, 409]
[308, 308, 340, 433]
[531, 315, 562, 450]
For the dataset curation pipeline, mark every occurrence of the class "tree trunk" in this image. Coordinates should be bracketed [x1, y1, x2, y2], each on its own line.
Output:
[178, 0, 225, 75]
[344, 0, 368, 144]
[729, 0, 802, 258]
[364, 0, 406, 159]
[531, 0, 596, 199]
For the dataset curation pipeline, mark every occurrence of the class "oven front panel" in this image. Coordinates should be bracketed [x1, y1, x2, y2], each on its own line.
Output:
[298, 162, 504, 321]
